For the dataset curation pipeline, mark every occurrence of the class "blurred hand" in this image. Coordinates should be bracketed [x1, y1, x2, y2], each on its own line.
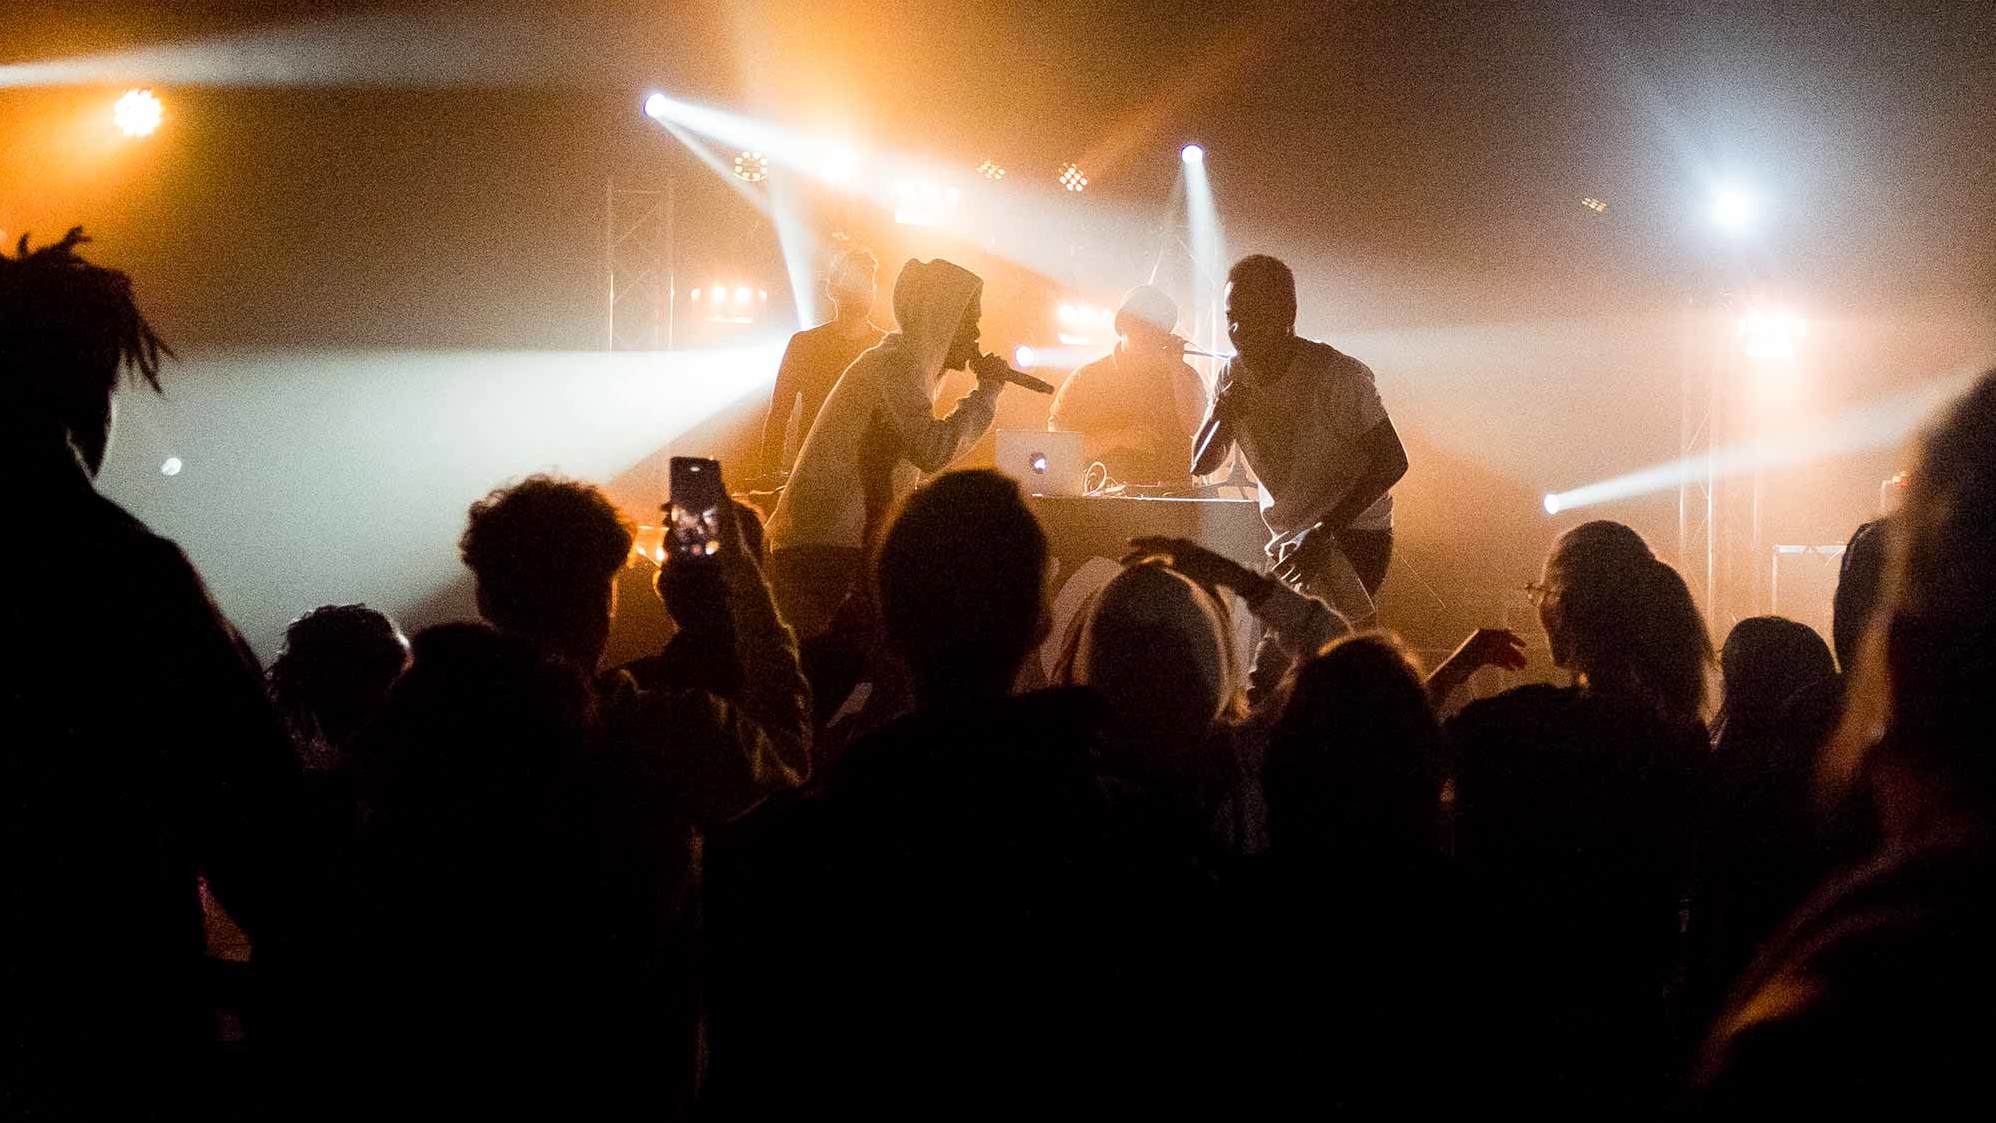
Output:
[1449, 627, 1529, 674]
[1123, 536, 1267, 599]
[1426, 627, 1526, 704]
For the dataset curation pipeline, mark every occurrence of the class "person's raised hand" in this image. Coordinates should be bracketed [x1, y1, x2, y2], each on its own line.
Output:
[1122, 536, 1269, 600]
[1426, 627, 1527, 704]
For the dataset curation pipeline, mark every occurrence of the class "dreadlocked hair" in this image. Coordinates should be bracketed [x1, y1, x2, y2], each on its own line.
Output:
[1, 227, 172, 407]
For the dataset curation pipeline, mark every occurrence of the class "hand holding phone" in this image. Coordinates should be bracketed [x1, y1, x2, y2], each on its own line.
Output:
[668, 457, 728, 562]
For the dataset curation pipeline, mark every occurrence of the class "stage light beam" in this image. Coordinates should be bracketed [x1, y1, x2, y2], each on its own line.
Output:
[1181, 144, 1204, 163]
[1541, 359, 1989, 516]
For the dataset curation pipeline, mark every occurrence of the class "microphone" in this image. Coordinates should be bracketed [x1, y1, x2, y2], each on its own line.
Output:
[1170, 334, 1235, 360]
[969, 352, 1056, 394]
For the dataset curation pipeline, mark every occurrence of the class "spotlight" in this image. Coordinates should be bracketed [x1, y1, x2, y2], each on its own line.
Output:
[1015, 345, 1036, 369]
[160, 456, 183, 477]
[977, 159, 1006, 181]
[1057, 162, 1088, 192]
[1738, 306, 1807, 361]
[643, 92, 669, 120]
[689, 288, 702, 302]
[817, 145, 859, 186]
[757, 289, 767, 301]
[114, 89, 162, 138]
[1543, 493, 1561, 515]
[732, 151, 769, 183]
[1581, 196, 1608, 213]
[734, 285, 752, 305]
[1711, 185, 1756, 234]
[1181, 144, 1204, 164]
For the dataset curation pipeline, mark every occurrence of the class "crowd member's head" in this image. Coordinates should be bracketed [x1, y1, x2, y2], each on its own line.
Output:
[1264, 633, 1444, 854]
[827, 247, 878, 323]
[1057, 561, 1241, 753]
[1535, 519, 1712, 727]
[658, 499, 766, 636]
[268, 603, 410, 764]
[0, 227, 171, 476]
[365, 622, 592, 830]
[874, 469, 1048, 704]
[1224, 254, 1297, 372]
[461, 474, 635, 672]
[1114, 284, 1180, 356]
[1719, 616, 1836, 738]
[1832, 518, 1891, 672]
[1843, 369, 1996, 809]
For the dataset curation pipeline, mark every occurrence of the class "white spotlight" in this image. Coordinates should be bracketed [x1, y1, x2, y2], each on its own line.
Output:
[1711, 186, 1756, 234]
[114, 89, 163, 138]
[1739, 307, 1808, 361]
[160, 456, 183, 476]
[817, 144, 859, 186]
[1015, 345, 1036, 369]
[1181, 144, 1204, 164]
[734, 285, 752, 305]
[1543, 493, 1561, 515]
[643, 92, 668, 120]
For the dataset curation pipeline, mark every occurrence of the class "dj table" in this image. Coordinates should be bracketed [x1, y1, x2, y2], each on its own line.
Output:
[1027, 495, 1268, 677]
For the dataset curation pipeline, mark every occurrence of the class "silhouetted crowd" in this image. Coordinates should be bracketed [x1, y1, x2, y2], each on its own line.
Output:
[9, 229, 1996, 1120]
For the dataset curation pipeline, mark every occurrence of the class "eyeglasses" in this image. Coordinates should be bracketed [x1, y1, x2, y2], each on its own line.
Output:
[1524, 581, 1551, 606]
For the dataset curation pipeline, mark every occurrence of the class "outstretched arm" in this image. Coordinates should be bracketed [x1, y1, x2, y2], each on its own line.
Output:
[624, 504, 812, 824]
[1123, 536, 1350, 659]
[1425, 628, 1528, 706]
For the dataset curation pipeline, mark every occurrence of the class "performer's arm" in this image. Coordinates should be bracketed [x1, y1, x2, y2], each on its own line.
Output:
[1323, 417, 1408, 534]
[882, 358, 1002, 474]
[758, 337, 804, 476]
[1189, 381, 1236, 478]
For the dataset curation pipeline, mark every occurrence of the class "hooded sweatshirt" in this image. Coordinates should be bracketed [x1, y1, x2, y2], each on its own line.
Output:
[766, 259, 999, 553]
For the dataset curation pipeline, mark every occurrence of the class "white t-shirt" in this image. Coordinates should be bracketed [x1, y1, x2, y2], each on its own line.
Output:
[1217, 338, 1394, 552]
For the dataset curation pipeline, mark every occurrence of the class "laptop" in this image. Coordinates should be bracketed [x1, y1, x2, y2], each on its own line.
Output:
[995, 429, 1087, 497]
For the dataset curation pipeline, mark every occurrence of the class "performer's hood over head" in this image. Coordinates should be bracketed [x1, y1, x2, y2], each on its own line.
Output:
[887, 257, 982, 380]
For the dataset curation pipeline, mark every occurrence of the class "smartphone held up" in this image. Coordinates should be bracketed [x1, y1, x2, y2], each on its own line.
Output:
[668, 457, 728, 562]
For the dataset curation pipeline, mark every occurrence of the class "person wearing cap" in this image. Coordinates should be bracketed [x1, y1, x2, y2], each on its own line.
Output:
[1046, 285, 1209, 487]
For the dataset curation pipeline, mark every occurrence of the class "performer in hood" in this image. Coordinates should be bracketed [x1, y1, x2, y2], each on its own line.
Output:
[766, 257, 1008, 639]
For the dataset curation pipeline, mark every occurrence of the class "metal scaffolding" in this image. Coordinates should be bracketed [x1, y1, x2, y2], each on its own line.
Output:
[606, 180, 676, 351]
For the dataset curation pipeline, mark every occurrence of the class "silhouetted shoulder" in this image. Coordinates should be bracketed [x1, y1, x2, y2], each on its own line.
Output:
[1696, 843, 1996, 1112]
